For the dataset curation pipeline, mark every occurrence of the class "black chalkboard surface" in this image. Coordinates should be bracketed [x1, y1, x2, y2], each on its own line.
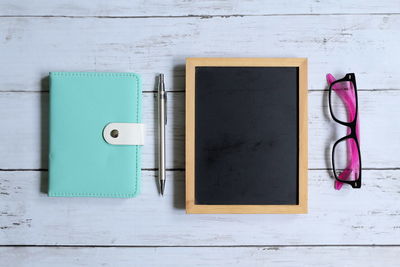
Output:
[195, 66, 298, 205]
[186, 58, 307, 214]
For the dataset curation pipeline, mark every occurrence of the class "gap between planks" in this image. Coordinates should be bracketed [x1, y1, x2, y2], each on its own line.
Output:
[0, 13, 400, 19]
[1, 244, 400, 248]
[1, 168, 399, 172]
[0, 89, 399, 93]
[0, 168, 185, 172]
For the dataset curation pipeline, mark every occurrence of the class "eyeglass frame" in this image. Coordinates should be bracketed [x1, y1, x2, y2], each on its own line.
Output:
[328, 73, 362, 188]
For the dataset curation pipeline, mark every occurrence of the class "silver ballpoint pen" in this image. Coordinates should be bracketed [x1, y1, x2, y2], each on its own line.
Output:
[158, 74, 167, 195]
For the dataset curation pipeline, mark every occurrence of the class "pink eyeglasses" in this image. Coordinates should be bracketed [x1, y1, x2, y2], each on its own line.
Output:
[326, 73, 361, 189]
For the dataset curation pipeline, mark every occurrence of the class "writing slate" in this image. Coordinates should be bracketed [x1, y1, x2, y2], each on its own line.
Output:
[195, 67, 298, 205]
[186, 58, 308, 214]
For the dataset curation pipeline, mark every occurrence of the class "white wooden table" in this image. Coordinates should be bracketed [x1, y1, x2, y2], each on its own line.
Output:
[1, 1, 400, 266]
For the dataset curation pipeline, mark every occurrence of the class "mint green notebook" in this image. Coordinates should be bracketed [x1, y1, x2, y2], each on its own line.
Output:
[48, 72, 143, 197]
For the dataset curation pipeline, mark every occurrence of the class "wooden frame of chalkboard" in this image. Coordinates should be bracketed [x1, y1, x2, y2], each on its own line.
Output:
[186, 58, 308, 214]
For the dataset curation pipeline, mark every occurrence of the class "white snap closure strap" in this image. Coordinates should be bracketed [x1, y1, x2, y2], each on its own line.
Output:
[103, 123, 145, 145]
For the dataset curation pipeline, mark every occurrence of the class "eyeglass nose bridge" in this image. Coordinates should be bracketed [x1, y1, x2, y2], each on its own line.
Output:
[347, 126, 358, 139]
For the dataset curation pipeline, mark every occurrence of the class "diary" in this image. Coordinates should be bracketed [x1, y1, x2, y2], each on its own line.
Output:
[48, 72, 144, 197]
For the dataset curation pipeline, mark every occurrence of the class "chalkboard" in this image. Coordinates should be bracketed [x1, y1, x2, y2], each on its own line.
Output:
[186, 58, 308, 214]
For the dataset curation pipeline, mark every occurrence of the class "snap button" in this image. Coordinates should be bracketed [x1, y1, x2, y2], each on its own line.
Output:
[110, 129, 119, 138]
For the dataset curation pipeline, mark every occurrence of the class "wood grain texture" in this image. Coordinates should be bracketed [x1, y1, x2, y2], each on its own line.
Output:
[1, 1, 399, 263]
[1, 169, 400, 246]
[2, 246, 400, 267]
[185, 59, 195, 212]
[0, 15, 399, 92]
[1, 90, 399, 170]
[0, 92, 183, 170]
[1, 0, 399, 16]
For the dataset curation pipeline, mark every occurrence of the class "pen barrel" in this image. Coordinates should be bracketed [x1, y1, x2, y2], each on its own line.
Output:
[158, 82, 166, 181]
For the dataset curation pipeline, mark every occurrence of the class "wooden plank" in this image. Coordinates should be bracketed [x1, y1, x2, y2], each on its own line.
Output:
[309, 89, 400, 169]
[1, 90, 399, 170]
[0, 92, 183, 170]
[0, 15, 399, 92]
[1, 169, 400, 246]
[1, 246, 400, 267]
[1, 0, 399, 16]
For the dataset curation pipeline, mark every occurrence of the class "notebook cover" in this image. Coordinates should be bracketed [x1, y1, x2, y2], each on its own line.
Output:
[48, 72, 142, 197]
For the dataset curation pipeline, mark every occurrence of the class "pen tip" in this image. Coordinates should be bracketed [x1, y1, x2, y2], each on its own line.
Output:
[160, 180, 165, 196]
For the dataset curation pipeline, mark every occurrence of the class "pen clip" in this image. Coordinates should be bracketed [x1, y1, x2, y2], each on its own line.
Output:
[164, 91, 167, 125]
